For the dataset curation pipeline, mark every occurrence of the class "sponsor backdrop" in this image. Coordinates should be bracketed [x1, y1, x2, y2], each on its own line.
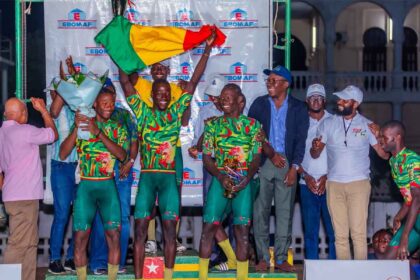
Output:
[44, 0, 271, 206]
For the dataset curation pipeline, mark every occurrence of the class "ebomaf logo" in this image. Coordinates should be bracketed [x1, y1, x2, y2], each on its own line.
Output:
[183, 168, 203, 186]
[85, 44, 107, 56]
[196, 94, 212, 107]
[124, 8, 151, 26]
[73, 62, 88, 74]
[192, 44, 232, 56]
[166, 8, 202, 28]
[58, 9, 97, 29]
[222, 62, 258, 82]
[219, 8, 258, 28]
[169, 62, 192, 81]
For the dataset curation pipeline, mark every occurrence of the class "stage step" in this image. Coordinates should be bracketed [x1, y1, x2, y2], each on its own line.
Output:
[45, 250, 297, 279]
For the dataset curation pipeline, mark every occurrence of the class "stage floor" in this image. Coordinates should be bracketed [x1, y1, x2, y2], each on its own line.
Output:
[37, 251, 302, 280]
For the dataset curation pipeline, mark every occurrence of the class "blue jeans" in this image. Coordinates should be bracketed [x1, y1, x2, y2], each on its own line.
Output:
[49, 160, 77, 261]
[300, 183, 336, 259]
[89, 167, 132, 270]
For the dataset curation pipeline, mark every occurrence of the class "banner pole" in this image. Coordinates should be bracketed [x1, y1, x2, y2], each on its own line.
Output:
[284, 0, 291, 70]
[15, 0, 22, 100]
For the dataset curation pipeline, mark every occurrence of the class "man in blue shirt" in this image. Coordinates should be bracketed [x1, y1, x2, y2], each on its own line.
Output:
[248, 66, 309, 272]
[48, 83, 77, 274]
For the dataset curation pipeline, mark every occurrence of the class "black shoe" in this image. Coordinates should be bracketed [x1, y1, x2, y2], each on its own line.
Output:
[48, 260, 65, 274]
[64, 259, 76, 272]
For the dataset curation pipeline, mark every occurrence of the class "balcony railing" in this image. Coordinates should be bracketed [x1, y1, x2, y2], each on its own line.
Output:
[291, 71, 420, 94]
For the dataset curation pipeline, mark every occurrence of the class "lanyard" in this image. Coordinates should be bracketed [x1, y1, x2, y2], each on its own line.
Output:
[342, 117, 354, 147]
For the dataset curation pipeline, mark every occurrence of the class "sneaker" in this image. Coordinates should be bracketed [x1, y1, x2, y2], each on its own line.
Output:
[213, 262, 231, 271]
[176, 240, 187, 253]
[64, 259, 76, 272]
[48, 260, 65, 274]
[118, 267, 127, 274]
[145, 240, 158, 254]
[92, 268, 107, 275]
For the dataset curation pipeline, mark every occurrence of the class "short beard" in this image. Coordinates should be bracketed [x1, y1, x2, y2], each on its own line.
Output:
[337, 106, 353, 116]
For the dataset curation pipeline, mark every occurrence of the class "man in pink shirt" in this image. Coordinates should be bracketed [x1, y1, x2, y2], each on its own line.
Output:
[0, 97, 58, 280]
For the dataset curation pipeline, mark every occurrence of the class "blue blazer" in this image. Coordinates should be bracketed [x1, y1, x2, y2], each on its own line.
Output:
[248, 94, 309, 166]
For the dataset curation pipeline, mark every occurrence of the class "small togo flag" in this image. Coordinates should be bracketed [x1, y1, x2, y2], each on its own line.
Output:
[95, 16, 226, 74]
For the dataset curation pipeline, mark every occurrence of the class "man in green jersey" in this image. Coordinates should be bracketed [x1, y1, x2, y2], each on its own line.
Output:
[60, 89, 128, 280]
[120, 30, 215, 255]
[119, 77, 196, 280]
[198, 84, 262, 280]
[376, 120, 420, 260]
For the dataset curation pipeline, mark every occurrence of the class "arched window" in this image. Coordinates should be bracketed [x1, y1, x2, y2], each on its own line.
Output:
[402, 27, 418, 71]
[363, 27, 387, 71]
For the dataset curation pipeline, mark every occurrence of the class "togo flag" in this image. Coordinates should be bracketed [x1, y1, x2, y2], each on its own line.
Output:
[95, 16, 226, 74]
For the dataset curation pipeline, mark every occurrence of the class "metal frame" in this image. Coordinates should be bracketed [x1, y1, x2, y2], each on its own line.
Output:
[273, 0, 291, 70]
[13, 0, 290, 99]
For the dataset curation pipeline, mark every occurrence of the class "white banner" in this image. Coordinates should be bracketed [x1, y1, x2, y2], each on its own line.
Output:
[304, 260, 410, 280]
[0, 264, 21, 280]
[44, 0, 271, 206]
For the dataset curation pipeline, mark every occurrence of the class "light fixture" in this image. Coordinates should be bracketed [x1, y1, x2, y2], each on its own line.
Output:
[312, 16, 317, 52]
[388, 17, 393, 41]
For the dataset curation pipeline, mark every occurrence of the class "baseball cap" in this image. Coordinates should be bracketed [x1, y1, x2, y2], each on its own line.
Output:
[204, 74, 226, 97]
[306, 83, 326, 98]
[333, 85, 363, 104]
[263, 65, 292, 84]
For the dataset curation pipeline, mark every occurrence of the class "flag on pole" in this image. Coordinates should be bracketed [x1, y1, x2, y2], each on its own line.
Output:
[95, 16, 226, 74]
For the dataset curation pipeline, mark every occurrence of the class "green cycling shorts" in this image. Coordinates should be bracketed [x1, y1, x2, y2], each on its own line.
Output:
[135, 172, 179, 221]
[175, 147, 183, 188]
[203, 176, 253, 226]
[389, 213, 420, 253]
[73, 179, 121, 232]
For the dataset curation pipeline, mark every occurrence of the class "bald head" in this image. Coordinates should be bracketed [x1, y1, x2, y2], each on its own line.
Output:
[4, 98, 28, 124]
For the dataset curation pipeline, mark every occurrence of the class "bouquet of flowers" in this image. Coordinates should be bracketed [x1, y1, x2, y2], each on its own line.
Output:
[54, 57, 108, 140]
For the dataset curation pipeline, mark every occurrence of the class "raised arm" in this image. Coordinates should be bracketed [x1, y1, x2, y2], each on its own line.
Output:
[60, 111, 86, 160]
[119, 68, 137, 97]
[183, 28, 216, 95]
[31, 98, 58, 141]
[49, 90, 66, 119]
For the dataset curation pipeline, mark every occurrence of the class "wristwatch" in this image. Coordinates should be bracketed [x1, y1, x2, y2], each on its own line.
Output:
[129, 158, 135, 164]
[292, 164, 299, 171]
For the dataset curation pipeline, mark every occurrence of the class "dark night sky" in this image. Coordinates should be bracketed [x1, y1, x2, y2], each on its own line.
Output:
[1, 1, 45, 126]
[1, 1, 44, 40]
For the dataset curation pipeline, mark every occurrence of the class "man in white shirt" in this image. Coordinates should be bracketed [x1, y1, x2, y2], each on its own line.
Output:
[188, 74, 225, 163]
[298, 84, 335, 259]
[311, 85, 389, 260]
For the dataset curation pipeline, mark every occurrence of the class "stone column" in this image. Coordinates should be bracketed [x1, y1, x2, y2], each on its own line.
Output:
[391, 13, 404, 90]
[323, 17, 336, 96]
[392, 102, 402, 121]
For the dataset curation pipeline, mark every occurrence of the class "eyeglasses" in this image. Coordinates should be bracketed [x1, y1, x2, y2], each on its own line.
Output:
[265, 78, 288, 84]
[308, 95, 325, 102]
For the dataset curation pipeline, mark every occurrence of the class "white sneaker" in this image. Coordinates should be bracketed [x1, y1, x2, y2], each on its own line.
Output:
[145, 240, 158, 254]
[176, 240, 187, 253]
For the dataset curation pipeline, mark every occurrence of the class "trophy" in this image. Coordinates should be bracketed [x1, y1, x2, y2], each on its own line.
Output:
[55, 70, 108, 140]
[223, 158, 244, 199]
